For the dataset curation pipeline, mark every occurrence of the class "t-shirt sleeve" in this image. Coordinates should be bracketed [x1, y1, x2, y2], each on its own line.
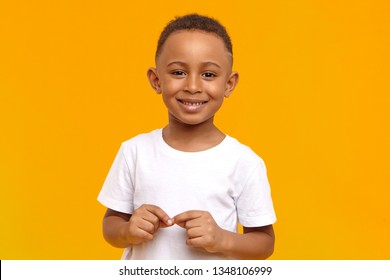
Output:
[97, 144, 134, 214]
[236, 160, 276, 227]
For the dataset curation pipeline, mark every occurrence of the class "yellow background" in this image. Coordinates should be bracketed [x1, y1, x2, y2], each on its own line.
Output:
[1, 0, 389, 259]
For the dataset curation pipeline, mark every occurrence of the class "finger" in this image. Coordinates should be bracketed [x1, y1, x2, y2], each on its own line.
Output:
[182, 218, 204, 229]
[128, 219, 155, 242]
[134, 228, 154, 242]
[174, 210, 204, 228]
[145, 205, 174, 227]
[137, 218, 158, 234]
[140, 211, 161, 232]
[131, 209, 159, 232]
[185, 236, 204, 248]
[186, 227, 203, 239]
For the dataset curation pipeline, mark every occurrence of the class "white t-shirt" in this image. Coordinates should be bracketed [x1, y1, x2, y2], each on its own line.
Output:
[98, 129, 276, 259]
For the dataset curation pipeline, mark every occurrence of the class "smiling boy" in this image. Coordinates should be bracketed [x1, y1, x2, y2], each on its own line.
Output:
[98, 14, 276, 260]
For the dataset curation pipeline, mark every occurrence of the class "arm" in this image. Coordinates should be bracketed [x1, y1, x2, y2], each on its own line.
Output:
[174, 210, 275, 259]
[227, 225, 275, 259]
[102, 205, 174, 248]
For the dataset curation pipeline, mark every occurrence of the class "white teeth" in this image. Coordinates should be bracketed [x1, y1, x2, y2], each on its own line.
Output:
[182, 101, 204, 106]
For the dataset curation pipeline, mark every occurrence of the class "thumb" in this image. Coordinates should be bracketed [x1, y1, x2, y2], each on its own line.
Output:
[145, 204, 174, 227]
[173, 210, 203, 228]
[159, 219, 174, 228]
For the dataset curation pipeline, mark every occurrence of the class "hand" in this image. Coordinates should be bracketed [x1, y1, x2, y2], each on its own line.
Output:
[122, 204, 173, 245]
[174, 210, 227, 253]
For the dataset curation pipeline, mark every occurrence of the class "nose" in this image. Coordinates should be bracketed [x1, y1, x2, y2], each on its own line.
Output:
[184, 74, 202, 94]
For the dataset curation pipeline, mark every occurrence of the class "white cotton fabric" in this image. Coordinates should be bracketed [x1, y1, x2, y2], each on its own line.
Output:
[98, 129, 276, 260]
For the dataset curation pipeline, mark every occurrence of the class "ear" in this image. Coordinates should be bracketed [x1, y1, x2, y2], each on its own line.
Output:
[147, 67, 162, 94]
[224, 71, 239, 98]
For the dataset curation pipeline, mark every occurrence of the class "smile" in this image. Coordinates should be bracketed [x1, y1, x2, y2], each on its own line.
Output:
[177, 99, 208, 111]
[178, 99, 208, 106]
[180, 100, 207, 106]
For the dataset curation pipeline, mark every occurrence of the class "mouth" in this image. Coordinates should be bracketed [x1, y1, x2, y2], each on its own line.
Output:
[179, 100, 207, 106]
[177, 99, 208, 111]
[178, 99, 208, 106]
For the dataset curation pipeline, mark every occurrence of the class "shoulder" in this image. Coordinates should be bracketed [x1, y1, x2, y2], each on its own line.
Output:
[219, 135, 268, 180]
[225, 135, 266, 167]
[117, 129, 162, 162]
[121, 129, 161, 149]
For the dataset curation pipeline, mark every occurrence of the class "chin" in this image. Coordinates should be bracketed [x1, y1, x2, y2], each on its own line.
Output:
[179, 120, 204, 126]
[169, 113, 214, 127]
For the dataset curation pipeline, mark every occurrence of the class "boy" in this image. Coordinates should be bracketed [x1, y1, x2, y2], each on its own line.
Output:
[98, 14, 276, 260]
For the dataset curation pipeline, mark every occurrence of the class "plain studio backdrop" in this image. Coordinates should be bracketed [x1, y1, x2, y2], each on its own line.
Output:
[1, 0, 389, 259]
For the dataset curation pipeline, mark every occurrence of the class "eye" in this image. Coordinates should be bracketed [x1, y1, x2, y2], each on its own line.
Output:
[202, 72, 217, 79]
[171, 70, 186, 76]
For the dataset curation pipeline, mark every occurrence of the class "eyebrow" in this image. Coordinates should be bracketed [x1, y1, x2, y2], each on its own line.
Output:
[166, 61, 221, 68]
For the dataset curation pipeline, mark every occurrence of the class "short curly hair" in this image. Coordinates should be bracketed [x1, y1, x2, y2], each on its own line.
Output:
[155, 14, 233, 60]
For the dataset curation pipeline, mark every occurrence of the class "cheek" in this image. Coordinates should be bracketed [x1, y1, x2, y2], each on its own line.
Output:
[207, 82, 227, 98]
[160, 78, 182, 94]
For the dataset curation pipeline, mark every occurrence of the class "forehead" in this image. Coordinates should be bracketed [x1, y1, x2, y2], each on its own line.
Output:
[156, 30, 232, 67]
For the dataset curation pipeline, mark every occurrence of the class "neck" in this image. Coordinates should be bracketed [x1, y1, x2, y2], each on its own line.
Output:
[162, 116, 225, 152]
